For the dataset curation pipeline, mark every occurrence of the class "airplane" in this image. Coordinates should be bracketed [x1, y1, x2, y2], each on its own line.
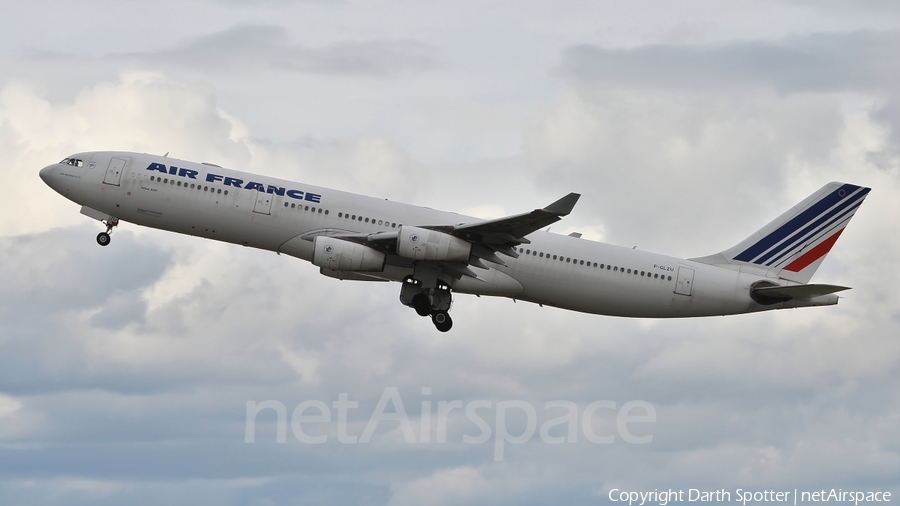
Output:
[39, 151, 870, 332]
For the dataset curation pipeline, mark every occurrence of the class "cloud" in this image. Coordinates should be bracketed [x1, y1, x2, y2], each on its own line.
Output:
[555, 30, 900, 166]
[125, 24, 438, 77]
[557, 30, 900, 94]
[522, 88, 854, 255]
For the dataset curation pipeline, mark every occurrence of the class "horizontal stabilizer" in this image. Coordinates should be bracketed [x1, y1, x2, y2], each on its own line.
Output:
[751, 283, 850, 303]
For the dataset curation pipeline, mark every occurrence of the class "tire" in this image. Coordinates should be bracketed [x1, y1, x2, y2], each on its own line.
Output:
[432, 311, 452, 332]
[96, 232, 111, 246]
[412, 293, 431, 317]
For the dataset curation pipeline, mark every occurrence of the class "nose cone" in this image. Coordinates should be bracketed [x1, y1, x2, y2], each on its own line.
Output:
[40, 165, 54, 185]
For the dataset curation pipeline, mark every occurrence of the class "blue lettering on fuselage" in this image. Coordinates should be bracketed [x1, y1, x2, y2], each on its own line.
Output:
[145, 163, 319, 202]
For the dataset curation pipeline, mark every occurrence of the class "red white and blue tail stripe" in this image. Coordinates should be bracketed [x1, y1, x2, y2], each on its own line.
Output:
[692, 182, 870, 284]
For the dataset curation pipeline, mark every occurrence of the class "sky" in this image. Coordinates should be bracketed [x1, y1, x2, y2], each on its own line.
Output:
[1, 1, 900, 505]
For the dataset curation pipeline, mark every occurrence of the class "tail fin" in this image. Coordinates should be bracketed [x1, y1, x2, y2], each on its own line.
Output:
[690, 182, 871, 284]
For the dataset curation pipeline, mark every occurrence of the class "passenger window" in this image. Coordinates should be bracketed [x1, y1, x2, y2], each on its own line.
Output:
[365, 218, 369, 223]
[318, 209, 323, 214]
[392, 223, 397, 228]
[339, 212, 343, 217]
[224, 190, 228, 195]
[292, 204, 296, 209]
[566, 258, 570, 263]
[324, 210, 329, 215]
[284, 202, 289, 207]
[150, 176, 155, 181]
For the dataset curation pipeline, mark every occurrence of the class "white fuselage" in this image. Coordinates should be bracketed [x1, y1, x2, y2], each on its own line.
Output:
[40, 151, 834, 319]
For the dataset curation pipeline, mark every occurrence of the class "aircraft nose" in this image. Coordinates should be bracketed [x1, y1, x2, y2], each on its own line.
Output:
[39, 165, 54, 185]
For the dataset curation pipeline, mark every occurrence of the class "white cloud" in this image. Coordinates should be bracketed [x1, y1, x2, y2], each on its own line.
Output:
[0, 394, 21, 419]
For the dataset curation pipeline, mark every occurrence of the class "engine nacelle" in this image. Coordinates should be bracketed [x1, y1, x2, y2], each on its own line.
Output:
[312, 236, 385, 272]
[397, 226, 472, 262]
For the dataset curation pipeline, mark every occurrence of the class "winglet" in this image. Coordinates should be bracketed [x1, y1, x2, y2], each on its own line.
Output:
[543, 193, 580, 215]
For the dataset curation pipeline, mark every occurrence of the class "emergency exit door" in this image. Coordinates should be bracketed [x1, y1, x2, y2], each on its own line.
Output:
[253, 192, 273, 214]
[674, 266, 695, 296]
[103, 157, 127, 186]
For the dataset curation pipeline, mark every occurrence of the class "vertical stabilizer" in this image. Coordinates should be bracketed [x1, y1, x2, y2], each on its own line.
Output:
[690, 182, 870, 284]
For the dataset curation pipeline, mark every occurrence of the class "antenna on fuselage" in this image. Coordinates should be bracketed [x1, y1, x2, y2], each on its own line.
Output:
[164, 152, 169, 157]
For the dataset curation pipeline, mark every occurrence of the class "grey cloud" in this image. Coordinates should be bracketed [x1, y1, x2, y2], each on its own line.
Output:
[557, 30, 900, 94]
[0, 225, 170, 314]
[523, 90, 846, 254]
[126, 24, 438, 77]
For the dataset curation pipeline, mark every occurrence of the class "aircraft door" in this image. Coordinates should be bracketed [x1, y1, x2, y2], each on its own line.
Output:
[674, 266, 695, 296]
[253, 192, 273, 215]
[103, 157, 127, 186]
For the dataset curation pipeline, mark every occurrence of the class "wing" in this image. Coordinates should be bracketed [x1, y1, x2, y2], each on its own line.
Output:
[300, 192, 580, 279]
[451, 192, 581, 244]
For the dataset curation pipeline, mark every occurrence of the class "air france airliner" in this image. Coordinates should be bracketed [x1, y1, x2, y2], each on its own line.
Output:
[39, 151, 870, 331]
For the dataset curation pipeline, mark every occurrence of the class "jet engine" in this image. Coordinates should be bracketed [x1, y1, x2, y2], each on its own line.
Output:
[397, 226, 471, 262]
[312, 236, 386, 271]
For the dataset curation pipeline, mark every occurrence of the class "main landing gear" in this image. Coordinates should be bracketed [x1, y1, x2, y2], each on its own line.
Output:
[96, 216, 119, 247]
[400, 276, 454, 332]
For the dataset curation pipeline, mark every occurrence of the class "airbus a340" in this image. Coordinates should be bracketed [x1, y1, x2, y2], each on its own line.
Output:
[40, 151, 870, 331]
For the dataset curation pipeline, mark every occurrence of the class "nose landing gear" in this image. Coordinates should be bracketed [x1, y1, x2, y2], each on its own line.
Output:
[400, 276, 454, 332]
[96, 216, 119, 247]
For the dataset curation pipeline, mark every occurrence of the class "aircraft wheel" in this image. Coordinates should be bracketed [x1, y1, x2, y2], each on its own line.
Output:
[412, 293, 431, 317]
[432, 311, 452, 332]
[96, 232, 111, 246]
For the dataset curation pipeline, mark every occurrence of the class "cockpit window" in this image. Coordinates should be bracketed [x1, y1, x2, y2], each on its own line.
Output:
[60, 158, 84, 167]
